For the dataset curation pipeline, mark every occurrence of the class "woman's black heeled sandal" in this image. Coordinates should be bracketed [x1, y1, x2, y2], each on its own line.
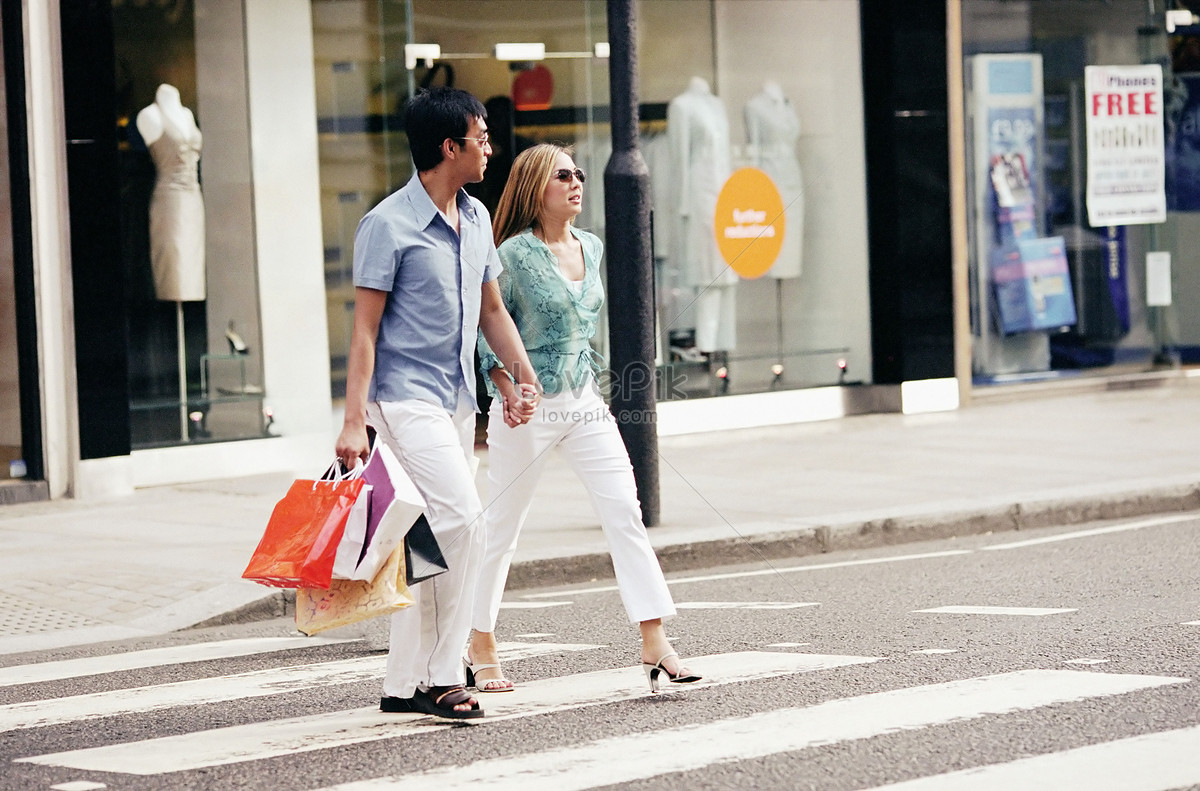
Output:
[642, 651, 702, 693]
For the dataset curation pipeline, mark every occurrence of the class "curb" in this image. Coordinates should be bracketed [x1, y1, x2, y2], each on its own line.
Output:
[191, 481, 1200, 628]
[502, 481, 1200, 591]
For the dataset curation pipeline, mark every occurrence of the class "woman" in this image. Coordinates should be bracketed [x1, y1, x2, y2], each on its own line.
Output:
[469, 143, 701, 694]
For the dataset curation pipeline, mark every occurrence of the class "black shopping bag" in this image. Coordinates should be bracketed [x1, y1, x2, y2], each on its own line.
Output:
[404, 514, 449, 585]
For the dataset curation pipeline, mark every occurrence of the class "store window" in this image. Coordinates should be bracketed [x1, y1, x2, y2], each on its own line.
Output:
[963, 0, 1195, 383]
[0, 7, 22, 480]
[313, 0, 872, 406]
[112, 0, 267, 447]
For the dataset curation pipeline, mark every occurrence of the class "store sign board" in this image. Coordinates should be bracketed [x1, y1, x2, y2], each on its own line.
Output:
[713, 168, 785, 279]
[1085, 64, 1166, 226]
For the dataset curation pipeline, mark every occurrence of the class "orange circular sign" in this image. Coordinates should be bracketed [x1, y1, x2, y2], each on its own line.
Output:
[713, 167, 786, 279]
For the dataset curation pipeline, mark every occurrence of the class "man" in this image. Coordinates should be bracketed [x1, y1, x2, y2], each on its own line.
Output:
[335, 87, 538, 720]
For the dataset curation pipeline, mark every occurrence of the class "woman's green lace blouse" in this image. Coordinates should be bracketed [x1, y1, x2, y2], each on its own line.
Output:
[478, 227, 605, 396]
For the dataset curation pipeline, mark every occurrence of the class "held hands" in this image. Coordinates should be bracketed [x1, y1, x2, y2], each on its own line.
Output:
[500, 381, 540, 428]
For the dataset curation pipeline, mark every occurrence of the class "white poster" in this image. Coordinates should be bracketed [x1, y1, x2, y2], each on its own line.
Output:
[1146, 251, 1172, 306]
[1085, 64, 1166, 226]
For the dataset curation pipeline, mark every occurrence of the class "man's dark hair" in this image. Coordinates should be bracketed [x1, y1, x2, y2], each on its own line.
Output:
[405, 87, 487, 172]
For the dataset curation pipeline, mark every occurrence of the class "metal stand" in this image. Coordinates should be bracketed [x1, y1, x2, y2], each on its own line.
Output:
[771, 279, 785, 385]
[175, 301, 188, 441]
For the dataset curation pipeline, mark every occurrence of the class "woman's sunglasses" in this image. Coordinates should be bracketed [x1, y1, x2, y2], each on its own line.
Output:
[552, 168, 587, 184]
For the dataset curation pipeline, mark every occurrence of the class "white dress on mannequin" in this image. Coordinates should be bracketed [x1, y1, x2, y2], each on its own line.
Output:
[666, 77, 736, 353]
[136, 83, 206, 302]
[744, 81, 804, 279]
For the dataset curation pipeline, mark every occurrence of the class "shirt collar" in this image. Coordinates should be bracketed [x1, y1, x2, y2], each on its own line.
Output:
[404, 171, 478, 229]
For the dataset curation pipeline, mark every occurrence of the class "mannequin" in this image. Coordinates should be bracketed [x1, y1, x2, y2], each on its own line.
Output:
[666, 77, 737, 358]
[744, 80, 803, 279]
[744, 80, 805, 382]
[136, 84, 206, 439]
[136, 83, 206, 302]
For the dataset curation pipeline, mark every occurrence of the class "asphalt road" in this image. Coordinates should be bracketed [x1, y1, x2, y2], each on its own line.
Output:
[2, 511, 1199, 790]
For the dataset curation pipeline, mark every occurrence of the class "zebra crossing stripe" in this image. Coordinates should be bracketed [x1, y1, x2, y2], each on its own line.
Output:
[916, 606, 1076, 616]
[0, 656, 384, 733]
[15, 651, 878, 775]
[0, 637, 353, 688]
[0, 642, 599, 733]
[310, 670, 1187, 791]
[858, 724, 1200, 791]
[675, 602, 820, 610]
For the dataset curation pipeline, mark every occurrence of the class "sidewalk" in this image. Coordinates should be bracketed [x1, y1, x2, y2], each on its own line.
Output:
[4, 379, 1200, 655]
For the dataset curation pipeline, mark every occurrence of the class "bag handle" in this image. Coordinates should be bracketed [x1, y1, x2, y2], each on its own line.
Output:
[315, 458, 364, 488]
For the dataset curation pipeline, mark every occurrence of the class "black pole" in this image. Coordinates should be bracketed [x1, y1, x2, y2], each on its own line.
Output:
[604, 0, 659, 526]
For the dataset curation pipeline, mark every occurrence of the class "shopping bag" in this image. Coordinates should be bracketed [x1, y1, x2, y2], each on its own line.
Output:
[351, 440, 426, 581]
[404, 514, 449, 585]
[330, 478, 371, 580]
[294, 543, 414, 635]
[242, 466, 366, 589]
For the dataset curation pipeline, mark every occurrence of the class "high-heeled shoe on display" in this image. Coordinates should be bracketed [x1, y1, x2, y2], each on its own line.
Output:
[225, 320, 249, 355]
[642, 651, 702, 693]
[464, 655, 514, 693]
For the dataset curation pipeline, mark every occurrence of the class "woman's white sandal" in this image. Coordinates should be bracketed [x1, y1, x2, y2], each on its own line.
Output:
[464, 656, 514, 693]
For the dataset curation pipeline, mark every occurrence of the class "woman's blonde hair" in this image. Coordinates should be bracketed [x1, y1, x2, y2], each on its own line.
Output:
[492, 143, 573, 247]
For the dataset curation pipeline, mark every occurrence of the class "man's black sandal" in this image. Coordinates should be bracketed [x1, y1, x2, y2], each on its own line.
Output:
[379, 695, 414, 713]
[382, 686, 483, 719]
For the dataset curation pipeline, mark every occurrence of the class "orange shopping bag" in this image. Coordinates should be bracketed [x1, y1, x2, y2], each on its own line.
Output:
[242, 469, 367, 589]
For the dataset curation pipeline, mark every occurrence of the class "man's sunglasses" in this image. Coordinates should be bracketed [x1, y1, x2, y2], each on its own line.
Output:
[552, 168, 587, 184]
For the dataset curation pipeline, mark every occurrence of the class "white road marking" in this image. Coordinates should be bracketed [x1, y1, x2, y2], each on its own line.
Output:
[675, 602, 820, 610]
[982, 514, 1196, 551]
[0, 642, 598, 733]
[910, 649, 958, 655]
[1183, 621, 1200, 626]
[0, 656, 385, 733]
[17, 651, 878, 775]
[311, 670, 1187, 791]
[520, 550, 973, 598]
[0, 637, 352, 688]
[49, 782, 107, 791]
[858, 725, 1200, 791]
[514, 633, 555, 639]
[915, 606, 1077, 616]
[767, 643, 811, 648]
[1065, 658, 1109, 666]
[498, 602, 572, 609]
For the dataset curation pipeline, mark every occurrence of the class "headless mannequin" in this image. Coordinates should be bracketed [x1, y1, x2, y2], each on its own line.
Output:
[744, 80, 803, 279]
[667, 76, 737, 359]
[137, 84, 207, 439]
[136, 83, 206, 302]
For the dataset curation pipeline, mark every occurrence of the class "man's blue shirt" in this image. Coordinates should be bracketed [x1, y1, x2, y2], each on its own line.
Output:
[353, 172, 502, 412]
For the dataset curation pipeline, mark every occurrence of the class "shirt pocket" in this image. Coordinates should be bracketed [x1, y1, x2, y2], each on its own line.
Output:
[400, 248, 460, 324]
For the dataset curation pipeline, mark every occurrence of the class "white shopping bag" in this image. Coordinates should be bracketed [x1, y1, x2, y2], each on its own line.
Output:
[330, 484, 370, 580]
[352, 439, 427, 581]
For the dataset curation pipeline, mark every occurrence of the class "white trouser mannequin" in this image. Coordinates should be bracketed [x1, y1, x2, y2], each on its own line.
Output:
[472, 381, 676, 631]
[695, 285, 737, 353]
[367, 391, 483, 698]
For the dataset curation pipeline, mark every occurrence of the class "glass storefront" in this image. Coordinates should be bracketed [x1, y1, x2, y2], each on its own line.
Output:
[313, 0, 874, 409]
[963, 0, 1197, 385]
[111, 0, 267, 447]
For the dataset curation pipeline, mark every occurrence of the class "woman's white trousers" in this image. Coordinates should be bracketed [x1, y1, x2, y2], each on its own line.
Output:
[472, 384, 676, 632]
